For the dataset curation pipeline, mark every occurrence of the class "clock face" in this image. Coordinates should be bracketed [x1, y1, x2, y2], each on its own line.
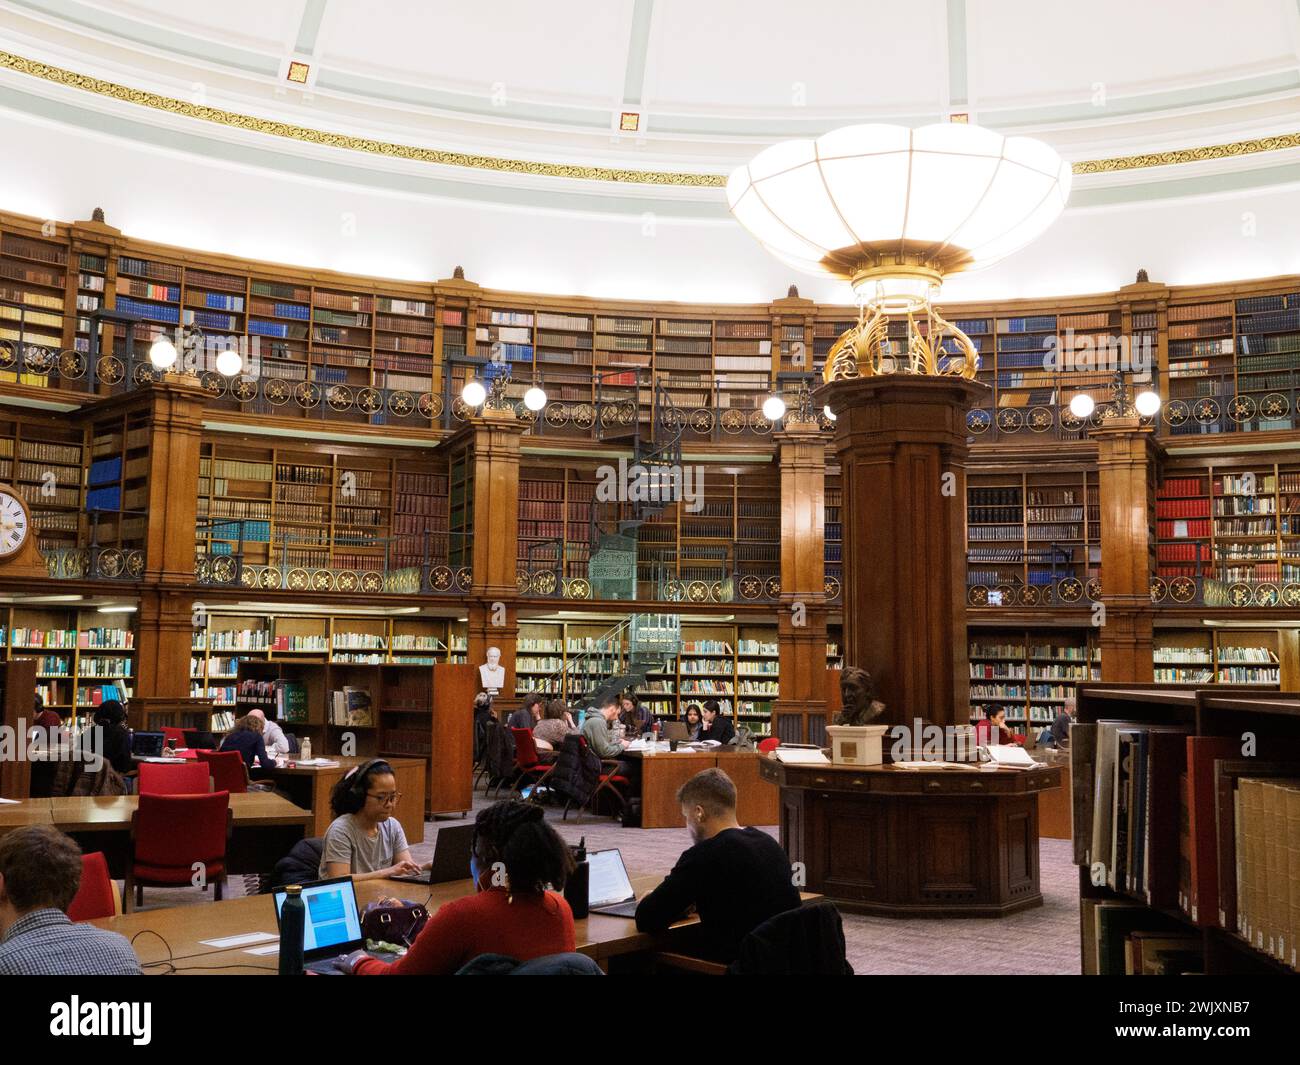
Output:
[0, 491, 30, 558]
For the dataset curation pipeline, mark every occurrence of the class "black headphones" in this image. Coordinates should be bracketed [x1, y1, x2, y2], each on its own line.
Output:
[342, 758, 393, 813]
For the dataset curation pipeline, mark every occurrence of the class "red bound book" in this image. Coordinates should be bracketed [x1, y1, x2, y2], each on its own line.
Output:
[1185, 736, 1239, 924]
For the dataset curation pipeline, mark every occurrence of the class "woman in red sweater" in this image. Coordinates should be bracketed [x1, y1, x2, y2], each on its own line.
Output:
[345, 800, 576, 975]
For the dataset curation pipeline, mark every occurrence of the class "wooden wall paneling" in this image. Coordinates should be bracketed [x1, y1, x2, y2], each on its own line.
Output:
[430, 662, 476, 817]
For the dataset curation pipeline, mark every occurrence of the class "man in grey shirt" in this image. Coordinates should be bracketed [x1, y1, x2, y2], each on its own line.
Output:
[0, 825, 140, 976]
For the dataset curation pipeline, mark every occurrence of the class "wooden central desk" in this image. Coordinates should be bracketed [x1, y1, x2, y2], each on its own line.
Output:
[267, 757, 426, 845]
[761, 755, 1063, 917]
[627, 749, 779, 829]
[0, 794, 311, 877]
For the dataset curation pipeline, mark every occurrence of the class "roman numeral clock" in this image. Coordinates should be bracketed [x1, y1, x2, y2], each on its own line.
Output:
[0, 485, 49, 578]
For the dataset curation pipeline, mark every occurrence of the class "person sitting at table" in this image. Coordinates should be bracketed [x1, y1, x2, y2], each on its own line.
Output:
[682, 704, 703, 741]
[31, 693, 62, 735]
[974, 707, 1020, 747]
[635, 768, 799, 964]
[507, 692, 544, 734]
[219, 713, 278, 776]
[0, 825, 140, 975]
[77, 699, 133, 776]
[319, 759, 421, 882]
[698, 700, 735, 746]
[620, 693, 654, 737]
[244, 707, 290, 755]
[532, 698, 577, 752]
[339, 799, 574, 975]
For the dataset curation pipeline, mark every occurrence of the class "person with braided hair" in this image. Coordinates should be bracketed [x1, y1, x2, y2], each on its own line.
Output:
[341, 800, 576, 975]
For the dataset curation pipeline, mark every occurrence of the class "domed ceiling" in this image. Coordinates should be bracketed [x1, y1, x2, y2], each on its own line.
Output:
[1, 0, 1299, 302]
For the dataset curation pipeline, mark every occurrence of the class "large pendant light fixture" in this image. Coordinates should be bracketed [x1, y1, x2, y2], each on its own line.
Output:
[727, 122, 1071, 383]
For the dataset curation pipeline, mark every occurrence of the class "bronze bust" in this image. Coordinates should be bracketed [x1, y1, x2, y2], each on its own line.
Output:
[833, 666, 886, 727]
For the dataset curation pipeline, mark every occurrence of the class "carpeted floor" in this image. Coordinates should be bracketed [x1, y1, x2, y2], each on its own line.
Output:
[129, 786, 1080, 975]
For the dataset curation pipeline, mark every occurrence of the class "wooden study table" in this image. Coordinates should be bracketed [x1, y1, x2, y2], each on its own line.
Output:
[266, 756, 426, 845]
[91, 872, 792, 973]
[626, 748, 779, 829]
[5, 794, 311, 877]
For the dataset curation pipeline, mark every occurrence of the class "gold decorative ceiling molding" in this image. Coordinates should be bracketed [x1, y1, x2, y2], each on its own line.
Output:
[0, 50, 722, 188]
[3, 49, 1300, 187]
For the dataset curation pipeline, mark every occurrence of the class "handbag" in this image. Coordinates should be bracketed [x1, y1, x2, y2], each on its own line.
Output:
[360, 899, 429, 947]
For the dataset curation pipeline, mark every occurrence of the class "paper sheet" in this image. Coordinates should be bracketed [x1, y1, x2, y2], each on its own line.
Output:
[199, 931, 278, 949]
[243, 943, 281, 956]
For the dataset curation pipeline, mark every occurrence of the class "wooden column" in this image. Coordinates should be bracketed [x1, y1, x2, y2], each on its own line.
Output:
[773, 419, 829, 743]
[461, 407, 527, 711]
[824, 376, 981, 734]
[1093, 416, 1157, 681]
[115, 376, 207, 699]
[133, 590, 198, 702]
[140, 377, 208, 585]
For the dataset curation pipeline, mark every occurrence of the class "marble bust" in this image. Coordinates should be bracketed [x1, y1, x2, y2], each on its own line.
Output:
[833, 666, 887, 727]
[479, 645, 506, 692]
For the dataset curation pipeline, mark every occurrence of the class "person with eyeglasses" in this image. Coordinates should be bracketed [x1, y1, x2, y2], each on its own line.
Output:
[319, 759, 423, 882]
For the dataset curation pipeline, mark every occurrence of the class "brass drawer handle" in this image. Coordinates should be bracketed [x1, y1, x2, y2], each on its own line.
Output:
[812, 776, 829, 785]
[925, 781, 941, 791]
[968, 782, 984, 791]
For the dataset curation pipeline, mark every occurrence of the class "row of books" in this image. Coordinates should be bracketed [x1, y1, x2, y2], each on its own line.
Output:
[1076, 723, 1300, 971]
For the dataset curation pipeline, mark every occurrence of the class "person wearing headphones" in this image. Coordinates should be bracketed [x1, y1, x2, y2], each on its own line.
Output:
[319, 759, 422, 881]
[337, 800, 575, 975]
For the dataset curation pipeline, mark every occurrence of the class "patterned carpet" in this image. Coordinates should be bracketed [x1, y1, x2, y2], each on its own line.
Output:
[129, 786, 1080, 975]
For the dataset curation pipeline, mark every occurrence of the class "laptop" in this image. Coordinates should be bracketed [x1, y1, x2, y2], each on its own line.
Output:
[661, 721, 689, 743]
[272, 876, 401, 975]
[389, 823, 476, 885]
[129, 731, 166, 758]
[183, 729, 220, 750]
[587, 848, 640, 917]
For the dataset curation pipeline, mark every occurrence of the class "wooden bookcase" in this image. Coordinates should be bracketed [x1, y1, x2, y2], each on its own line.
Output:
[1156, 460, 1300, 587]
[1074, 684, 1300, 974]
[514, 618, 780, 735]
[968, 627, 1101, 731]
[2, 606, 136, 722]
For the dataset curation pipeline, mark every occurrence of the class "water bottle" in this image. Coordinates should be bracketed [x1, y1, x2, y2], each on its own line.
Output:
[564, 837, 589, 919]
[299, 736, 312, 761]
[278, 884, 306, 975]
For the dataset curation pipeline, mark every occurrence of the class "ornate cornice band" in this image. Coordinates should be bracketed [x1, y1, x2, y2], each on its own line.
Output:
[3, 49, 1299, 187]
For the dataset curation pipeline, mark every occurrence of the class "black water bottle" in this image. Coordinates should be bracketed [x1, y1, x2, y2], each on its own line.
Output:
[564, 837, 589, 919]
[279, 884, 305, 975]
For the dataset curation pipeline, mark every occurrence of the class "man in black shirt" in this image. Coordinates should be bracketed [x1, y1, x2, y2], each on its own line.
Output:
[635, 768, 799, 963]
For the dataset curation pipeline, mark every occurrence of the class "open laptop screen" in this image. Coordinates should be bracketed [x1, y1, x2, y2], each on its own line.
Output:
[274, 877, 363, 955]
[130, 731, 165, 757]
[588, 849, 635, 908]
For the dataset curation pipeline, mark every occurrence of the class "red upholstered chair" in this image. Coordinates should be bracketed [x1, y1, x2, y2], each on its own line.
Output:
[561, 737, 629, 824]
[66, 851, 120, 921]
[197, 749, 248, 794]
[125, 791, 232, 912]
[161, 726, 186, 749]
[508, 727, 555, 801]
[758, 737, 781, 754]
[138, 761, 211, 796]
